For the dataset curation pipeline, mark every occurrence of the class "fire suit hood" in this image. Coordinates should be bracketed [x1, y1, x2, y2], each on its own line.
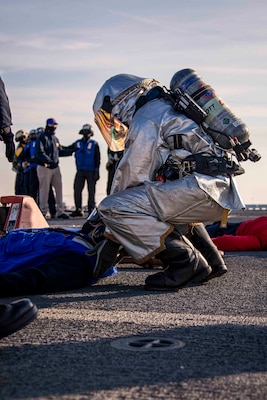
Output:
[93, 74, 159, 151]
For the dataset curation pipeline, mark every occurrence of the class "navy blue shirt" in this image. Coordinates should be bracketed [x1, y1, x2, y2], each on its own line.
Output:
[35, 130, 73, 167]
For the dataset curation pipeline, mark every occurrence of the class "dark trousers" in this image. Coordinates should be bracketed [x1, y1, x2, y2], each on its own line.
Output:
[107, 164, 116, 195]
[15, 172, 27, 195]
[73, 170, 97, 213]
[24, 168, 39, 202]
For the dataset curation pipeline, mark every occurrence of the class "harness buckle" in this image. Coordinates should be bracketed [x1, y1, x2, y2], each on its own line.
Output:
[182, 160, 196, 173]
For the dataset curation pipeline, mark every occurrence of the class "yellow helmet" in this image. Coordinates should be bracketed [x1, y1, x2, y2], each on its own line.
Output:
[15, 130, 28, 142]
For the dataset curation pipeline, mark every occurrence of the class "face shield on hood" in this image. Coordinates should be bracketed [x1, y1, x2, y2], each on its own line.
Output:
[93, 74, 159, 151]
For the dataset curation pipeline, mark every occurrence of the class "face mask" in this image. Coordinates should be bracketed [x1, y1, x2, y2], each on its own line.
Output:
[94, 109, 128, 151]
[46, 126, 56, 133]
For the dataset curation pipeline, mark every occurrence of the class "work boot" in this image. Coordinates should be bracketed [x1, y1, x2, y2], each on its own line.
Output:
[70, 208, 84, 217]
[188, 223, 227, 281]
[57, 213, 70, 219]
[0, 299, 38, 339]
[144, 233, 212, 291]
[87, 238, 120, 280]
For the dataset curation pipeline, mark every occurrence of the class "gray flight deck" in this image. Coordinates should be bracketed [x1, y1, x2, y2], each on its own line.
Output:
[0, 210, 266, 399]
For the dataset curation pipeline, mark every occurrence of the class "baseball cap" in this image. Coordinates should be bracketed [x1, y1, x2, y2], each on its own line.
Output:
[46, 118, 58, 126]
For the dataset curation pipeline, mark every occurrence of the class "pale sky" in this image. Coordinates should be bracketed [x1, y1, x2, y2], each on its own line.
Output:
[1, 0, 267, 207]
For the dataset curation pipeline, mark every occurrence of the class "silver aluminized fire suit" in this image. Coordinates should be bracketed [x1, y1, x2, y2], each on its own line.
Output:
[93, 74, 245, 264]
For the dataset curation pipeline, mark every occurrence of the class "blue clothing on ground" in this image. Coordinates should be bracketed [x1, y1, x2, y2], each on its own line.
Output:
[0, 228, 116, 297]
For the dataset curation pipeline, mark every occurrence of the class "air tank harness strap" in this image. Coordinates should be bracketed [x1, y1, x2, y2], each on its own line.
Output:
[134, 86, 166, 116]
[156, 154, 244, 182]
[182, 154, 244, 176]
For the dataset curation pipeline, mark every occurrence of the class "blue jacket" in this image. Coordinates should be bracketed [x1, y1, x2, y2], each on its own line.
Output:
[72, 138, 100, 171]
[22, 140, 38, 172]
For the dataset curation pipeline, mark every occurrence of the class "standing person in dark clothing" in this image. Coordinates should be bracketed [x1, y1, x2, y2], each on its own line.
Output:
[35, 118, 73, 219]
[0, 76, 38, 339]
[22, 128, 39, 202]
[69, 124, 100, 217]
[22, 127, 57, 217]
[48, 186, 57, 218]
[106, 148, 123, 195]
[0, 77, 15, 163]
[13, 129, 28, 195]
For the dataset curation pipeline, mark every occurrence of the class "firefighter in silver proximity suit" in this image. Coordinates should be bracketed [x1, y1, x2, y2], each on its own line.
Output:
[91, 73, 246, 290]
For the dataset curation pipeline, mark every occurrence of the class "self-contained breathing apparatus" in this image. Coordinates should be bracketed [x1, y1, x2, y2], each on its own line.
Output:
[168, 86, 260, 163]
[168, 68, 261, 164]
[138, 69, 260, 182]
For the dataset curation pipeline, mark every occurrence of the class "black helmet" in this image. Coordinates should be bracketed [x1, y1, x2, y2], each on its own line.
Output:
[36, 127, 45, 135]
[79, 123, 94, 136]
[28, 129, 38, 139]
